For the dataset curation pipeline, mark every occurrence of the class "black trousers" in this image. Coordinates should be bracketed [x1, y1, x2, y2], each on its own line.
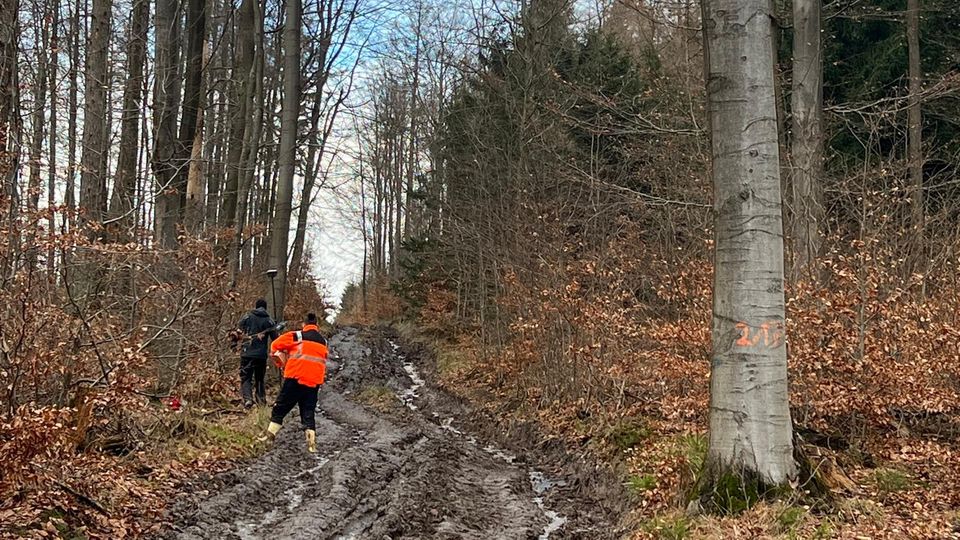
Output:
[270, 378, 319, 430]
[240, 356, 267, 404]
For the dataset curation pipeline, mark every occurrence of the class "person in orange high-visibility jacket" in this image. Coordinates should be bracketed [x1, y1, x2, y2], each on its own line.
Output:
[259, 312, 328, 453]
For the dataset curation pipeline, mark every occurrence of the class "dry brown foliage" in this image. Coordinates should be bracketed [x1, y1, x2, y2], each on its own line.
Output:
[0, 215, 328, 538]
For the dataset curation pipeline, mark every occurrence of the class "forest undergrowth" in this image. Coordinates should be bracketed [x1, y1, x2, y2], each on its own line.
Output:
[0, 226, 328, 539]
[343, 240, 960, 539]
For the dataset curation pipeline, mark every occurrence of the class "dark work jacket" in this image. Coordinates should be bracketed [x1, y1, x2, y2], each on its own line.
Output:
[238, 308, 277, 359]
[301, 327, 327, 346]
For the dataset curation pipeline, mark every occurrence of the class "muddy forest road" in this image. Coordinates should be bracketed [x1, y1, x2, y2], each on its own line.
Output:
[166, 327, 624, 540]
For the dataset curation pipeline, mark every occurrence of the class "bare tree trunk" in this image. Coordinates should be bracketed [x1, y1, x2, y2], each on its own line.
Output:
[152, 0, 183, 248]
[27, 2, 50, 269]
[698, 0, 796, 507]
[137, 72, 150, 242]
[229, 0, 263, 284]
[65, 0, 81, 228]
[906, 0, 923, 257]
[253, 63, 281, 271]
[101, 46, 113, 219]
[47, 0, 60, 277]
[393, 116, 403, 276]
[0, 0, 16, 245]
[109, 0, 149, 242]
[184, 39, 211, 234]
[222, 0, 255, 243]
[386, 156, 394, 274]
[184, 102, 206, 233]
[405, 6, 422, 241]
[789, 0, 824, 276]
[177, 0, 207, 220]
[359, 142, 368, 312]
[206, 92, 226, 227]
[220, 102, 245, 234]
[268, 0, 301, 317]
[79, 0, 112, 232]
[205, 0, 229, 229]
[28, 4, 50, 217]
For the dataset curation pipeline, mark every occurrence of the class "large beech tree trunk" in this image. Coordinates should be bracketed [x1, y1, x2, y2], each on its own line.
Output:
[699, 0, 796, 509]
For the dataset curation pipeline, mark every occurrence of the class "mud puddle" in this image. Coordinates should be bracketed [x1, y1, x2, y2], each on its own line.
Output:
[390, 338, 568, 537]
[392, 340, 425, 411]
[162, 327, 617, 539]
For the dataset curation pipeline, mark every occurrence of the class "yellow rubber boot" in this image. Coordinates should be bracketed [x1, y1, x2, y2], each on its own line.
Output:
[305, 429, 317, 453]
[257, 422, 282, 443]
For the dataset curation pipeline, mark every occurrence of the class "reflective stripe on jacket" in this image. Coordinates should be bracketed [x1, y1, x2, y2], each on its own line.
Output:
[271, 325, 328, 387]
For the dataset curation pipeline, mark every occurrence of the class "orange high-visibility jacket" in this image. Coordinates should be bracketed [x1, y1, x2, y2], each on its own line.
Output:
[271, 324, 328, 387]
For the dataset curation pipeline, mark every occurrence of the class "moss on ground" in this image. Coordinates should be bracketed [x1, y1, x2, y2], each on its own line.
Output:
[356, 385, 397, 412]
[775, 505, 807, 536]
[871, 467, 913, 494]
[173, 407, 269, 460]
[694, 465, 794, 515]
[605, 419, 651, 451]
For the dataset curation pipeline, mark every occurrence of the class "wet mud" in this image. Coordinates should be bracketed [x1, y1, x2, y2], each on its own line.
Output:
[164, 327, 623, 539]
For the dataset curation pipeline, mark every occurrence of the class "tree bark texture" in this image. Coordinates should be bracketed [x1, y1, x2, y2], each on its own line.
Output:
[222, 0, 255, 237]
[79, 0, 112, 231]
[47, 0, 60, 275]
[789, 0, 824, 275]
[177, 0, 207, 215]
[152, 0, 183, 248]
[184, 35, 211, 235]
[906, 0, 923, 240]
[109, 0, 149, 241]
[65, 0, 80, 225]
[0, 0, 16, 229]
[268, 0, 301, 317]
[228, 0, 262, 282]
[702, 0, 796, 494]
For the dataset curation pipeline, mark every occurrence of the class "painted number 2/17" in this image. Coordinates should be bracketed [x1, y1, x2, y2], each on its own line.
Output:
[734, 321, 785, 349]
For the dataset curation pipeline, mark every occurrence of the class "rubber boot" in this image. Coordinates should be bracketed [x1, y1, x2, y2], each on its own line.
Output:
[257, 422, 282, 443]
[305, 429, 317, 453]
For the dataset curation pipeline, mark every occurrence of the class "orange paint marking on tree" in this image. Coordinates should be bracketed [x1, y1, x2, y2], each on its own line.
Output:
[735, 321, 785, 348]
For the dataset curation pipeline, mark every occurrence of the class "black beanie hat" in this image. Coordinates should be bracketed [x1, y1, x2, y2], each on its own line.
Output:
[306, 312, 318, 324]
[255, 298, 268, 309]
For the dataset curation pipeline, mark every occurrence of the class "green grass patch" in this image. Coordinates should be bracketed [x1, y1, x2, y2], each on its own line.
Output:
[175, 407, 268, 459]
[203, 422, 257, 447]
[356, 385, 397, 411]
[871, 467, 913, 493]
[642, 513, 691, 540]
[393, 321, 472, 379]
[626, 473, 658, 494]
[775, 505, 807, 535]
[707, 472, 761, 514]
[671, 433, 707, 495]
[435, 346, 471, 378]
[696, 467, 795, 515]
[813, 519, 834, 539]
[604, 419, 650, 451]
[679, 434, 707, 472]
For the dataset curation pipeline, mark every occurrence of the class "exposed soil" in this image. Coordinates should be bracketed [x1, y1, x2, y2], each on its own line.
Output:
[162, 326, 625, 539]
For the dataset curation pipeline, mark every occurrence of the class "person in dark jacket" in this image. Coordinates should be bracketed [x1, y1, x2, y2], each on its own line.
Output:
[236, 299, 279, 408]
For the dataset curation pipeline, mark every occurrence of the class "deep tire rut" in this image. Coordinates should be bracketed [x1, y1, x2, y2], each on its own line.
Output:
[165, 327, 611, 539]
